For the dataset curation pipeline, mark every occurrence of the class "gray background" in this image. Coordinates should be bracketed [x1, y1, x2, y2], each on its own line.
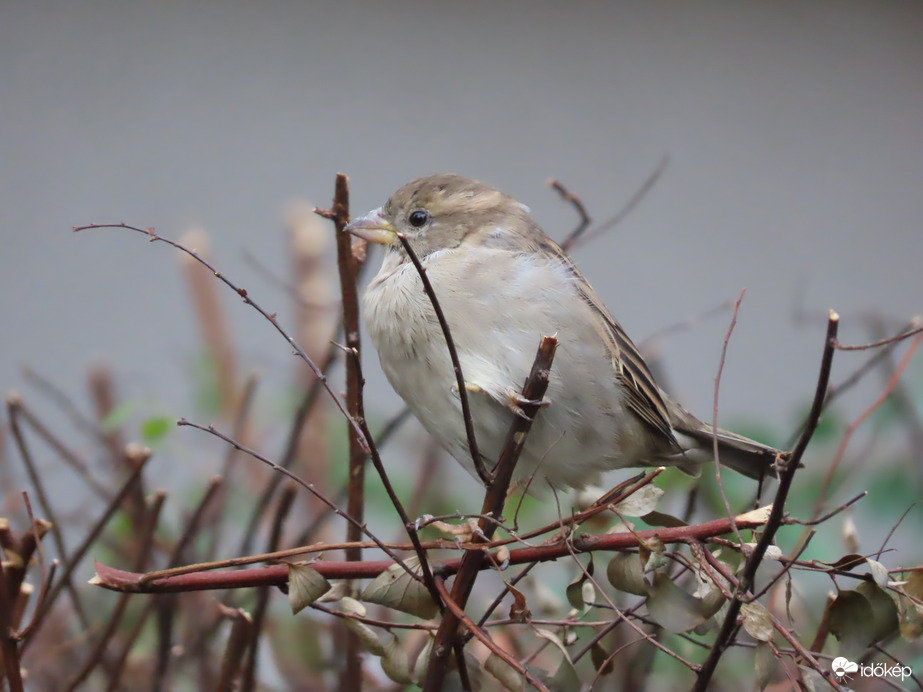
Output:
[3, 1, 922, 462]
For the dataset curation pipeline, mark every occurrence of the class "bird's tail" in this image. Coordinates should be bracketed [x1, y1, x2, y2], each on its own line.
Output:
[677, 423, 783, 480]
[667, 404, 784, 481]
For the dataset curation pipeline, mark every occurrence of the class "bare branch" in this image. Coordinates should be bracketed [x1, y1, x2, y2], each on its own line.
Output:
[692, 310, 841, 692]
[72, 222, 370, 453]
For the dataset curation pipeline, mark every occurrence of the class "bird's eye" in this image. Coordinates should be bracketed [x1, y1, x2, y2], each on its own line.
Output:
[408, 210, 430, 228]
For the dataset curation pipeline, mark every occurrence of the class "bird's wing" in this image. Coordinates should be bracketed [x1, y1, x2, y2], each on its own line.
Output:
[538, 237, 679, 446]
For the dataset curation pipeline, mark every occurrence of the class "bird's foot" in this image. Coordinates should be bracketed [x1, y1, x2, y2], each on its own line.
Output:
[502, 389, 551, 420]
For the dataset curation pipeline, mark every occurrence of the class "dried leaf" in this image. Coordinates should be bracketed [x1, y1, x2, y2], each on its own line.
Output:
[581, 580, 596, 608]
[743, 542, 782, 561]
[822, 553, 866, 571]
[638, 534, 666, 571]
[864, 559, 890, 589]
[606, 519, 634, 534]
[897, 571, 923, 640]
[754, 641, 778, 690]
[317, 579, 352, 603]
[606, 553, 650, 596]
[411, 637, 433, 684]
[612, 485, 664, 517]
[646, 572, 707, 633]
[855, 581, 899, 643]
[590, 642, 614, 677]
[533, 627, 575, 667]
[828, 589, 874, 657]
[842, 514, 860, 553]
[565, 578, 585, 611]
[895, 592, 923, 640]
[798, 664, 825, 692]
[740, 601, 773, 642]
[734, 504, 773, 525]
[287, 563, 331, 614]
[905, 570, 923, 600]
[536, 627, 580, 692]
[641, 510, 687, 528]
[361, 556, 438, 619]
[547, 658, 581, 692]
[485, 652, 524, 691]
[336, 597, 385, 656]
[508, 584, 531, 622]
[381, 633, 414, 684]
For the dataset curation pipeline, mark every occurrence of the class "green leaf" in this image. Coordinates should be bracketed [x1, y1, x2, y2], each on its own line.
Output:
[99, 400, 136, 432]
[140, 415, 172, 442]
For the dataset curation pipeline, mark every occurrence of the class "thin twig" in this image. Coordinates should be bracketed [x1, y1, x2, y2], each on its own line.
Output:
[808, 331, 922, 522]
[237, 337, 337, 558]
[213, 605, 254, 692]
[65, 491, 166, 692]
[834, 319, 923, 350]
[710, 288, 748, 547]
[549, 178, 591, 251]
[422, 337, 557, 692]
[691, 310, 841, 692]
[176, 420, 416, 579]
[12, 494, 55, 641]
[394, 233, 486, 483]
[104, 478, 223, 692]
[566, 156, 669, 252]
[72, 223, 370, 453]
[242, 486, 295, 692]
[92, 511, 776, 593]
[7, 394, 92, 629]
[207, 373, 258, 562]
[22, 445, 152, 652]
[433, 578, 550, 692]
[12, 399, 111, 501]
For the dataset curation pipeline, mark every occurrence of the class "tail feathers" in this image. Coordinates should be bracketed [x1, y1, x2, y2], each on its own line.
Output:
[675, 423, 783, 481]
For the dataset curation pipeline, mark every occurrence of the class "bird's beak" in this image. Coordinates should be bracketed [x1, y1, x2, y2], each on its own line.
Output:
[344, 208, 398, 245]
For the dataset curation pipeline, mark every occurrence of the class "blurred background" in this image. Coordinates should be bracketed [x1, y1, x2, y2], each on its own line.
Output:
[3, 1, 921, 438]
[2, 2, 922, 689]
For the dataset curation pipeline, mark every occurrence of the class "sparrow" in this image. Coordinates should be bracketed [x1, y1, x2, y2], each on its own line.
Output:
[345, 174, 781, 493]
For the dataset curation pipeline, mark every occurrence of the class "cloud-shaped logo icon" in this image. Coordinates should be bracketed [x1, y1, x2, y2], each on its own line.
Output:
[832, 657, 859, 677]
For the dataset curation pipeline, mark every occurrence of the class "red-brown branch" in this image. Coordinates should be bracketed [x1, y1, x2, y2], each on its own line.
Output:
[91, 512, 772, 594]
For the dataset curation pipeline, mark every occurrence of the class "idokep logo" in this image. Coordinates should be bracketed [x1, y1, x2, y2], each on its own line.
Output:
[831, 656, 913, 682]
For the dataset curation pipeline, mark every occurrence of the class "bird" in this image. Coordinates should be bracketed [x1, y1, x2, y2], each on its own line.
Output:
[345, 174, 782, 494]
